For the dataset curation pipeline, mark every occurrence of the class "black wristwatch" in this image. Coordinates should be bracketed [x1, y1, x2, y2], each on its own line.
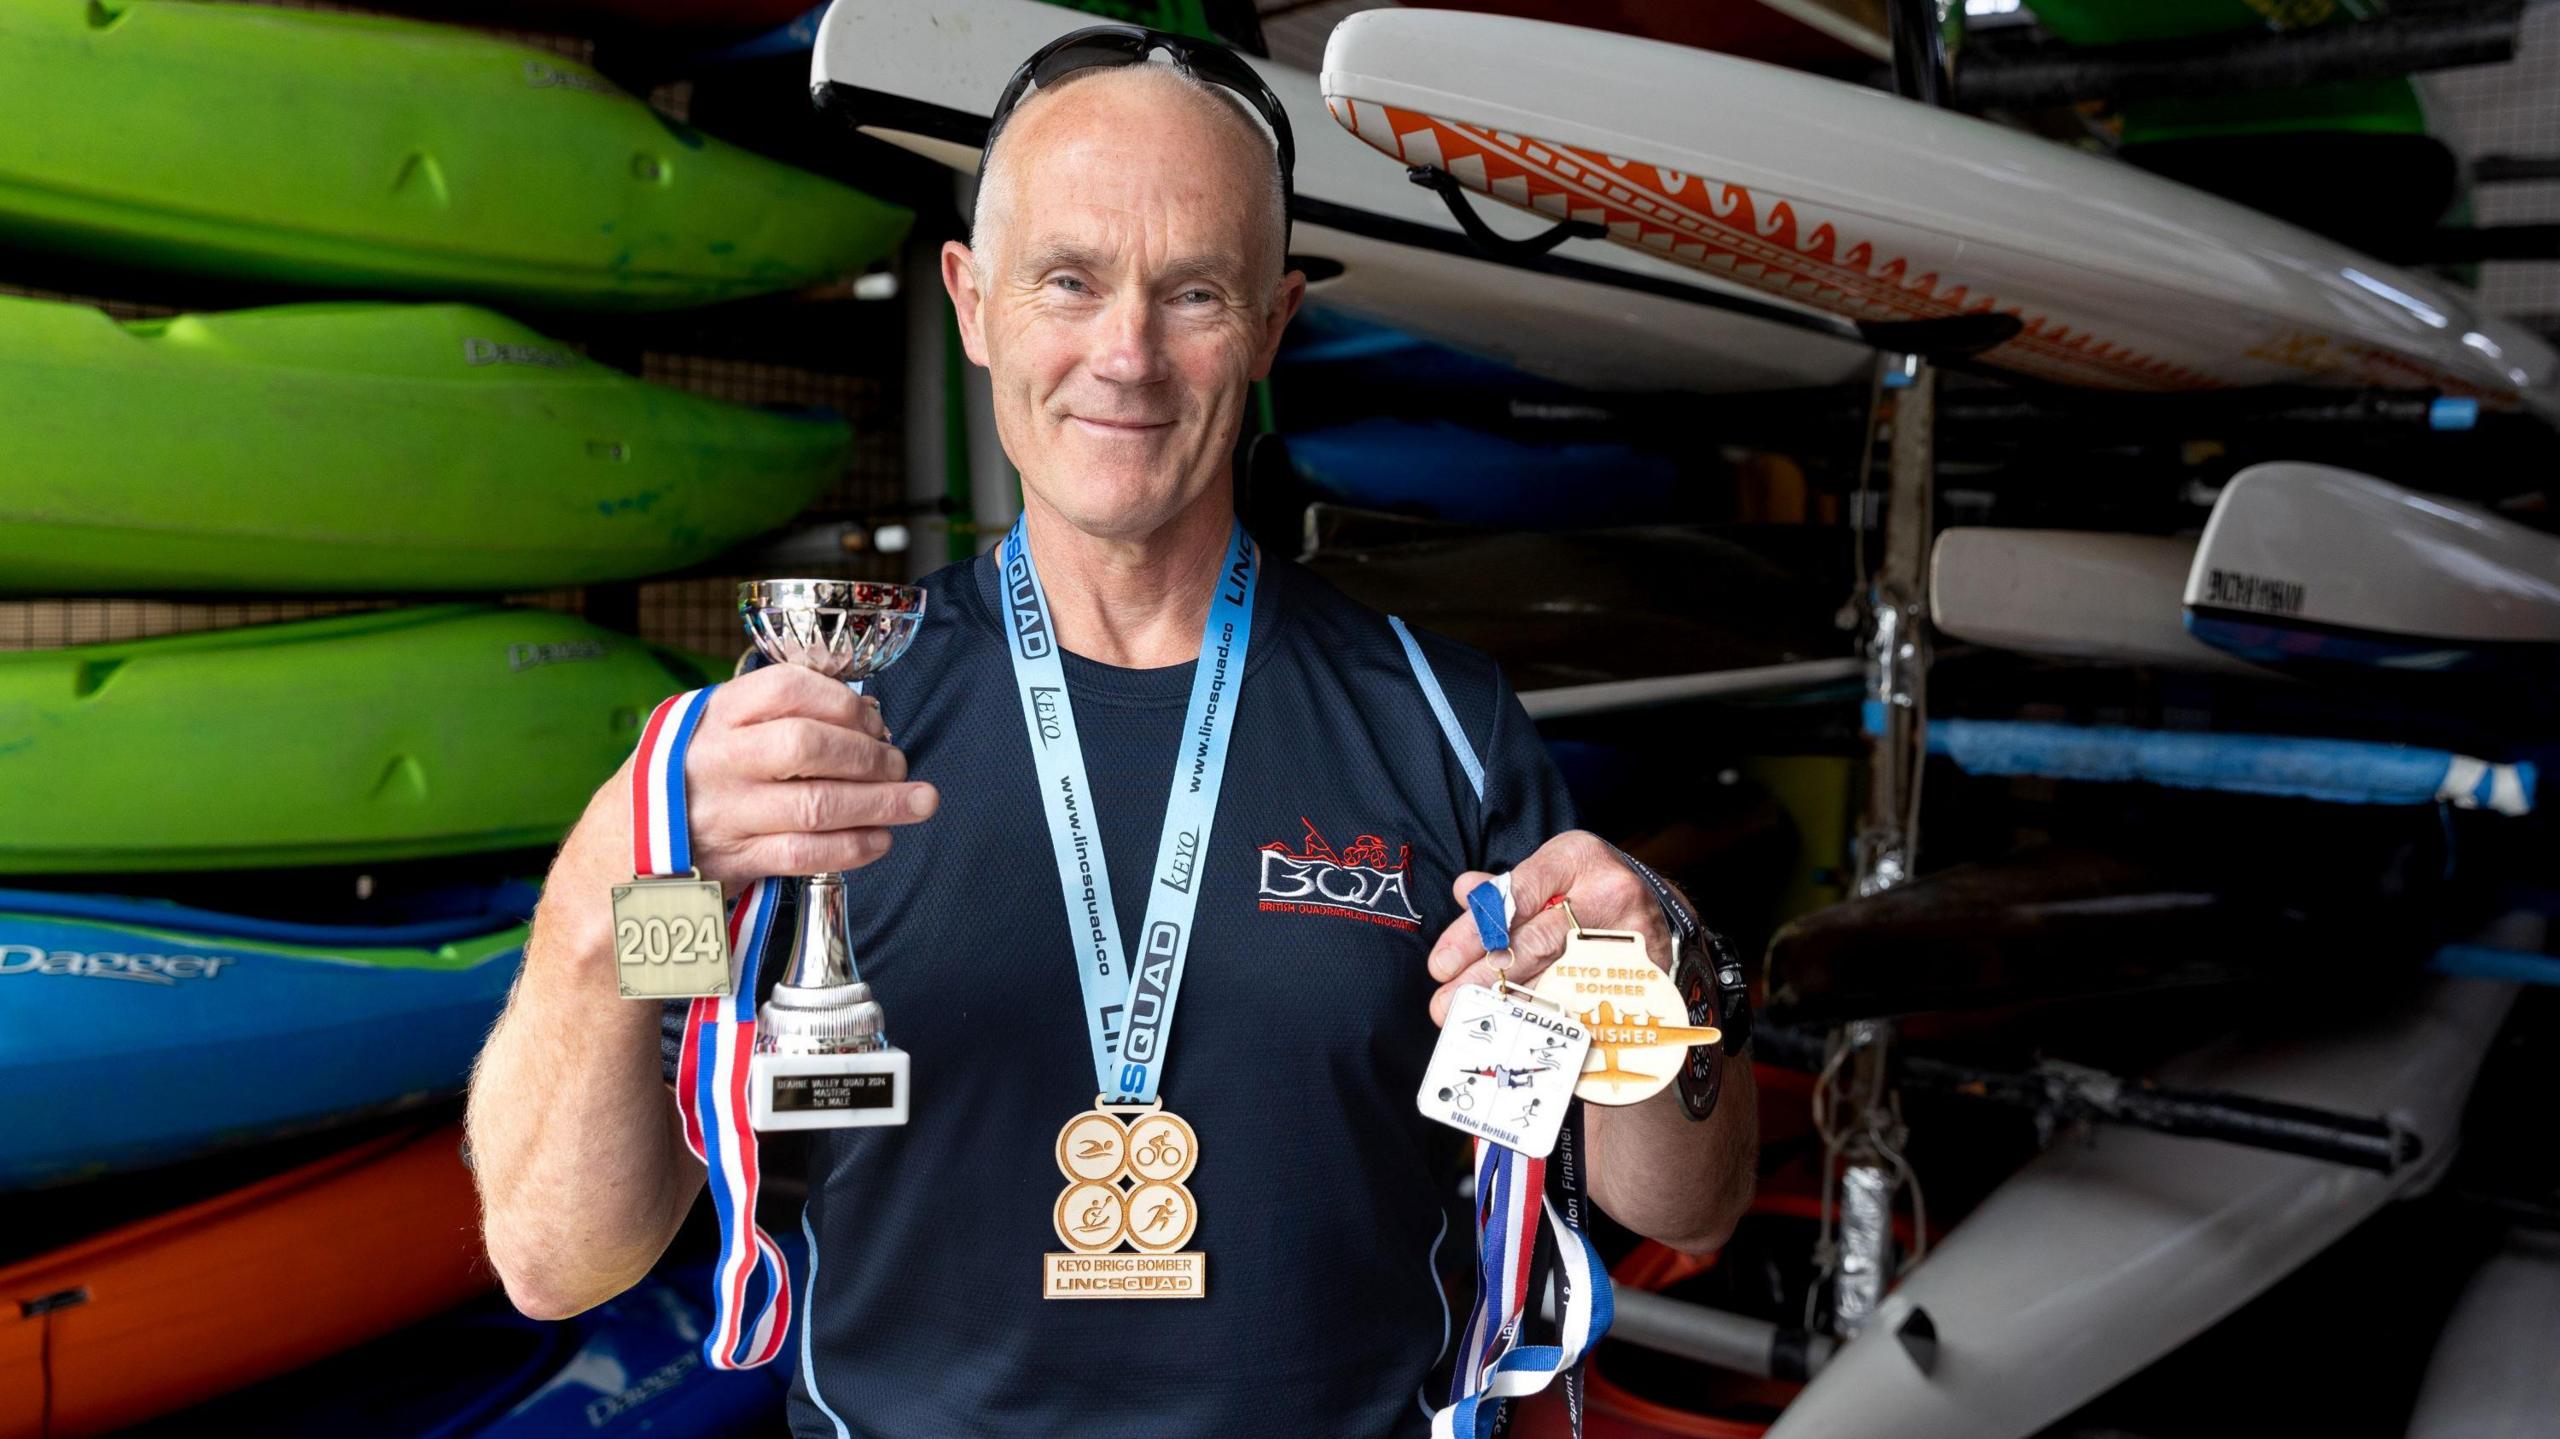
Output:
[1612, 848, 1753, 1122]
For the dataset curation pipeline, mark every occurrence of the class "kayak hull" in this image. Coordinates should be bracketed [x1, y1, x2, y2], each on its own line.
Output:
[0, 297, 849, 593]
[1930, 529, 2266, 676]
[137, 1247, 800, 1437]
[1301, 522, 1849, 692]
[0, 606, 714, 873]
[1763, 975, 2519, 1439]
[1318, 10, 2554, 414]
[2184, 462, 2560, 673]
[0, 0, 909, 310]
[0, 1125, 490, 1438]
[0, 884, 529, 1188]
[2405, 1230, 2560, 1439]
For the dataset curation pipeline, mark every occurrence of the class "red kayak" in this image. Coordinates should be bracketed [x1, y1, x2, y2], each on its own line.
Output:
[0, 1125, 490, 1438]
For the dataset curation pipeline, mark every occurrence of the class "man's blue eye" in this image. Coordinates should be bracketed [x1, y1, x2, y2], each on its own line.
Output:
[1051, 276, 1089, 294]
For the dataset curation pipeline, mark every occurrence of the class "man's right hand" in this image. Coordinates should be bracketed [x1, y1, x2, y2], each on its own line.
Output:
[467, 663, 938, 1321]
[677, 665, 940, 890]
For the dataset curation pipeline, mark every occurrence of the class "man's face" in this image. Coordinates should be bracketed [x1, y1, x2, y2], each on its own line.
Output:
[944, 74, 1304, 541]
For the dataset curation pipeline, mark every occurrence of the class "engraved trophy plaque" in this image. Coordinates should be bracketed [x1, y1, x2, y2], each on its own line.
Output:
[737, 579, 927, 1131]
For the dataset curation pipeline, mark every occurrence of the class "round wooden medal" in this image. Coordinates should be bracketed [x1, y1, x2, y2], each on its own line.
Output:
[1529, 927, 1723, 1105]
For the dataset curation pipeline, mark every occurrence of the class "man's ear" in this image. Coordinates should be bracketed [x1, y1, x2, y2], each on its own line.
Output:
[1248, 269, 1309, 382]
[942, 239, 992, 368]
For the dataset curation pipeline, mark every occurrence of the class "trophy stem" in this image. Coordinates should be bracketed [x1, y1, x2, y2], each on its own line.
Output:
[754, 873, 887, 1056]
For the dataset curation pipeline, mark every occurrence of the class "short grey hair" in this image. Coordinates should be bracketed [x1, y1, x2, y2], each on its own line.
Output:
[971, 60, 1288, 280]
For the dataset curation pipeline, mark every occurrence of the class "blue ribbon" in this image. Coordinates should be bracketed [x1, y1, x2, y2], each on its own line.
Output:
[1000, 514, 1259, 1103]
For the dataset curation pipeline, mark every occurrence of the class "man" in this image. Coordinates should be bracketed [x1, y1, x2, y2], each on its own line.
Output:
[468, 31, 1753, 1438]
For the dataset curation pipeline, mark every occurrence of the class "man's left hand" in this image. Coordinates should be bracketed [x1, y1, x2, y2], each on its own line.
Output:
[1424, 829, 1669, 1026]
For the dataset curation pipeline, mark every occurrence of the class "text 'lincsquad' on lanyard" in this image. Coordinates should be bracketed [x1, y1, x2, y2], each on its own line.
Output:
[1001, 513, 1258, 1104]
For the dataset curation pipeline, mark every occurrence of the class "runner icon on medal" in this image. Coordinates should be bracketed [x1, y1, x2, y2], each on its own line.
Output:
[1123, 1179, 1198, 1252]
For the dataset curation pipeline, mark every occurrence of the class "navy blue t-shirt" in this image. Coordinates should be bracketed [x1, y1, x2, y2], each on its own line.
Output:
[671, 548, 1571, 1438]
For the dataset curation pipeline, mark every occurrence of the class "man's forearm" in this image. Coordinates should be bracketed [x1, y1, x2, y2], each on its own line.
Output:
[1587, 1058, 1756, 1254]
[465, 803, 704, 1320]
[1587, 858, 1757, 1253]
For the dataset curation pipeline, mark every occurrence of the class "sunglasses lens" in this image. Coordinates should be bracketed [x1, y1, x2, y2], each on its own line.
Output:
[1028, 32, 1150, 90]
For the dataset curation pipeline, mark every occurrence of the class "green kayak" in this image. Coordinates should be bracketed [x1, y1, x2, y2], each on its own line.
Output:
[0, 606, 718, 873]
[0, 295, 848, 593]
[2025, 0, 2382, 45]
[0, 0, 910, 309]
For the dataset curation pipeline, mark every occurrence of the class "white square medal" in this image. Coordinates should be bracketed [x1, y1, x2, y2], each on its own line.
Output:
[1416, 984, 1592, 1158]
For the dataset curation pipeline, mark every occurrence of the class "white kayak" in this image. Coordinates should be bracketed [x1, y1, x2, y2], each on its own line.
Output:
[2404, 1229, 2560, 1439]
[1763, 973, 2521, 1439]
[1930, 529, 2267, 676]
[808, 0, 1871, 396]
[2185, 462, 2560, 673]
[1318, 10, 2558, 417]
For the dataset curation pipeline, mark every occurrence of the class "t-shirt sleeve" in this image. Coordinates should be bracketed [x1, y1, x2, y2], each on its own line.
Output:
[1475, 669, 1577, 872]
[1395, 622, 1577, 872]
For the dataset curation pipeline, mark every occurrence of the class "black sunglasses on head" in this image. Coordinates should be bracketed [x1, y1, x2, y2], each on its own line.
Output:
[978, 24, 1295, 248]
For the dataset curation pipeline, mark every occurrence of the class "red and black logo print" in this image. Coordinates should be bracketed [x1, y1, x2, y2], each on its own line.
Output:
[1256, 818, 1423, 930]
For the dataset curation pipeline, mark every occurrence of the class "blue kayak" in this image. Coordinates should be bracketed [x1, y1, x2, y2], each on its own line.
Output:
[1283, 417, 1681, 527]
[0, 880, 531, 1188]
[130, 1245, 801, 1438]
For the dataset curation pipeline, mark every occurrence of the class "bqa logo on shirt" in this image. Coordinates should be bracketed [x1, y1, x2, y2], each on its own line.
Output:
[1256, 818, 1422, 931]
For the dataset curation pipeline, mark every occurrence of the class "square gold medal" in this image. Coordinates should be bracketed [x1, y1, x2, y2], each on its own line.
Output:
[609, 875, 732, 999]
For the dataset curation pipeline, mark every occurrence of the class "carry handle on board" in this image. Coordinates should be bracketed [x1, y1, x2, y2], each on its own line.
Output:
[1406, 164, 2024, 365]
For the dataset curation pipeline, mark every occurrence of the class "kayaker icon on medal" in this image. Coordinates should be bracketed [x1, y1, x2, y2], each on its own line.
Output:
[737, 578, 928, 1131]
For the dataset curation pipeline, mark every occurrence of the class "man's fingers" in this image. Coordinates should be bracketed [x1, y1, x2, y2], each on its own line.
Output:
[734, 779, 939, 837]
[1429, 960, 1502, 1026]
[747, 826, 896, 877]
[1425, 913, 1479, 983]
[728, 719, 906, 784]
[711, 665, 886, 737]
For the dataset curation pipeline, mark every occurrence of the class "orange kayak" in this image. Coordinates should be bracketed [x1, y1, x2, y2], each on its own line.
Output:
[0, 1124, 490, 1438]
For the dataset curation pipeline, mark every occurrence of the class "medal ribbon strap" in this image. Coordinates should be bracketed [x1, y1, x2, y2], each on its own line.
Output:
[1434, 1143, 1610, 1439]
[638, 685, 793, 1369]
[1438, 876, 1612, 1437]
[999, 514, 1259, 1103]
[675, 878, 794, 1368]
[631, 688, 716, 877]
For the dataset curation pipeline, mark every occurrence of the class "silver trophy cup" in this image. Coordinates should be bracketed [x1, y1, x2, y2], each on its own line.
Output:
[737, 578, 927, 1131]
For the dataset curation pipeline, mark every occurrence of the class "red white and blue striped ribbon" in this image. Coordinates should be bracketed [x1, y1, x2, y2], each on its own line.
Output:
[1440, 875, 1611, 1438]
[1436, 1133, 1610, 1438]
[633, 686, 798, 1370]
[677, 877, 795, 1370]
[630, 687, 716, 880]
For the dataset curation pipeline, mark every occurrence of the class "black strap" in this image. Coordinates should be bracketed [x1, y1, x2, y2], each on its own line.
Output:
[1552, 1102, 1592, 1439]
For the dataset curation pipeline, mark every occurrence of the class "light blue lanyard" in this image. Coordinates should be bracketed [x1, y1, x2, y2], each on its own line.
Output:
[1000, 514, 1258, 1103]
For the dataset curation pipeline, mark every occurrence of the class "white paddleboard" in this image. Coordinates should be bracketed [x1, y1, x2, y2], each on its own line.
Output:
[1763, 972, 2521, 1439]
[2185, 462, 2560, 672]
[808, 0, 1871, 396]
[1930, 528, 2268, 676]
[1319, 10, 2558, 417]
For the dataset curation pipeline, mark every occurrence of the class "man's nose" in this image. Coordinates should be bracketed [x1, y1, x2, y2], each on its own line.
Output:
[1088, 291, 1168, 386]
